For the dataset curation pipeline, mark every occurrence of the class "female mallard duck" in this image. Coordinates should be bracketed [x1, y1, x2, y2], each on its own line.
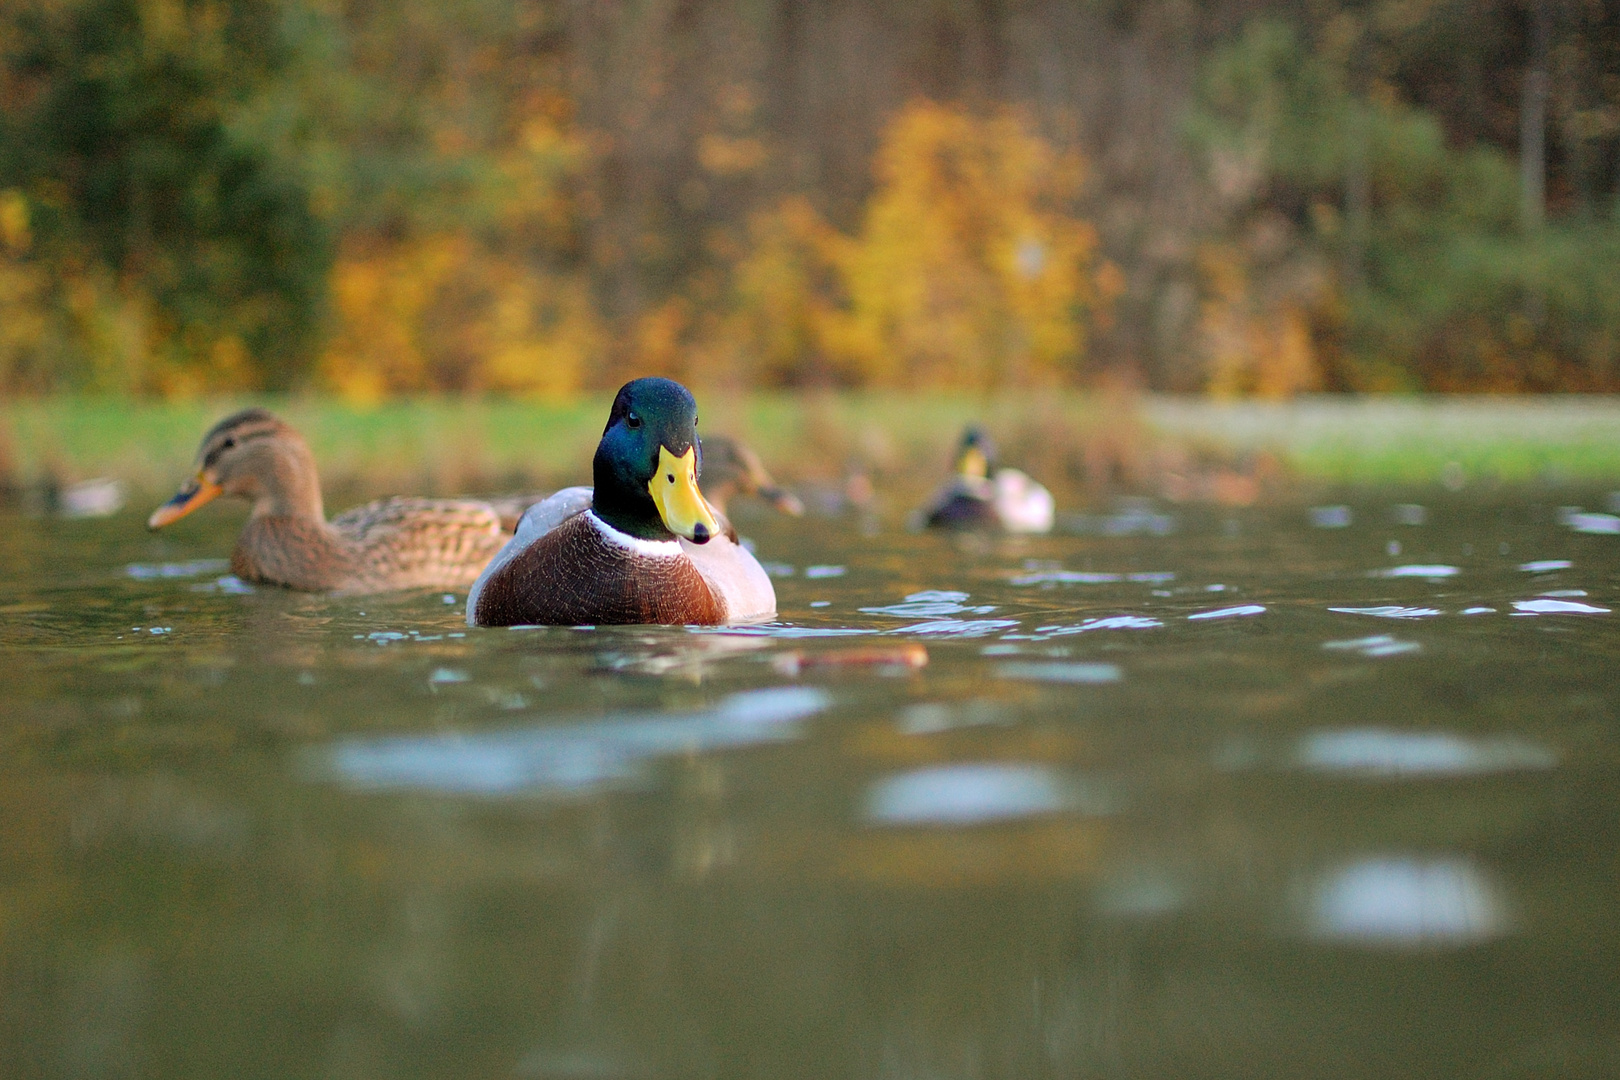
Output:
[922, 426, 1054, 534]
[697, 436, 803, 518]
[147, 409, 514, 594]
[468, 378, 776, 627]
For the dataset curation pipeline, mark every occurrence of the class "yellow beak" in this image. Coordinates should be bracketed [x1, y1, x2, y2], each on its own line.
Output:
[957, 446, 989, 480]
[648, 445, 719, 544]
[148, 472, 224, 530]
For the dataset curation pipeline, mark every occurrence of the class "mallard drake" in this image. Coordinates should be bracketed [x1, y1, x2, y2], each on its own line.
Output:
[922, 426, 1054, 534]
[147, 408, 512, 594]
[468, 378, 776, 627]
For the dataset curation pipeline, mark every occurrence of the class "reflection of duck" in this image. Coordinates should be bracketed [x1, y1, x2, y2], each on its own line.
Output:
[148, 409, 510, 593]
[922, 427, 1054, 534]
[697, 436, 803, 518]
[468, 378, 776, 627]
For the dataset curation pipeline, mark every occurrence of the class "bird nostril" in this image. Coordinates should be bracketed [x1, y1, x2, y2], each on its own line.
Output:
[667, 474, 674, 482]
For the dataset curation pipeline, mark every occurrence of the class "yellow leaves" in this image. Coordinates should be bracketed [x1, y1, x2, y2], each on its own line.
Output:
[319, 235, 602, 402]
[698, 134, 767, 176]
[1197, 241, 1325, 399]
[841, 99, 1105, 386]
[723, 100, 1110, 389]
[726, 196, 850, 383]
[0, 191, 30, 255]
[0, 190, 47, 388]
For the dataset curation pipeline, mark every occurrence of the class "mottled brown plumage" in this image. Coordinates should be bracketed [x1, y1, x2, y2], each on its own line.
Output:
[471, 511, 724, 626]
[150, 409, 510, 594]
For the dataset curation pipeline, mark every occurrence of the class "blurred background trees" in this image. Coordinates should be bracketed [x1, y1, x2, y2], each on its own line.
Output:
[1, 0, 1617, 397]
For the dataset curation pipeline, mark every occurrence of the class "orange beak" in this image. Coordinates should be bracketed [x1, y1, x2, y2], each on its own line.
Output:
[148, 473, 224, 530]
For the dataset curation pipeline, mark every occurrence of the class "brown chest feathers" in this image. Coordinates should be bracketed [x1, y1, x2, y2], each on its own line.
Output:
[472, 513, 724, 627]
[232, 516, 359, 592]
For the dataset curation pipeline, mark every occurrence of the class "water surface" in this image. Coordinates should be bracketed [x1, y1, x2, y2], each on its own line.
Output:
[1, 495, 1617, 1078]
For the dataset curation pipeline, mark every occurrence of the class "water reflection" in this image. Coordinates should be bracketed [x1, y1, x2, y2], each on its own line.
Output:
[322, 686, 829, 797]
[1058, 499, 1176, 536]
[1297, 728, 1558, 777]
[1187, 604, 1265, 620]
[1567, 512, 1620, 534]
[863, 764, 1117, 826]
[995, 661, 1122, 684]
[1310, 505, 1353, 528]
[860, 590, 998, 617]
[1322, 634, 1422, 657]
[1010, 569, 1175, 585]
[124, 558, 230, 580]
[1306, 857, 1509, 946]
[884, 618, 1020, 638]
[1511, 598, 1610, 615]
[1374, 564, 1459, 578]
[1328, 605, 1443, 619]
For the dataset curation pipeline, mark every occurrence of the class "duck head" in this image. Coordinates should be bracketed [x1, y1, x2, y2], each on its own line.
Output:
[148, 409, 324, 529]
[593, 378, 720, 544]
[954, 426, 996, 481]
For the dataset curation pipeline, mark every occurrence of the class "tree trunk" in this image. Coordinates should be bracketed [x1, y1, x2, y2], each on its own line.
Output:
[1520, 0, 1551, 234]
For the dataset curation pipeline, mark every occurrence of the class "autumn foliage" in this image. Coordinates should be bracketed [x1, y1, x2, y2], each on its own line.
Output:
[2, 0, 1618, 397]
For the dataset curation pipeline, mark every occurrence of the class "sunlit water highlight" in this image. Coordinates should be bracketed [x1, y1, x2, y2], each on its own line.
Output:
[1, 493, 1617, 1078]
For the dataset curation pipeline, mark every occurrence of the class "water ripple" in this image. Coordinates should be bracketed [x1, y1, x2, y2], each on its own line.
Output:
[1323, 635, 1421, 657]
[1329, 606, 1443, 619]
[1188, 604, 1266, 621]
[321, 687, 830, 797]
[861, 591, 997, 617]
[1373, 565, 1459, 579]
[1511, 598, 1610, 615]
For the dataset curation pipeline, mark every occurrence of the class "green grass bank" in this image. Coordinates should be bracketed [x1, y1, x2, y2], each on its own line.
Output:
[4, 394, 1620, 501]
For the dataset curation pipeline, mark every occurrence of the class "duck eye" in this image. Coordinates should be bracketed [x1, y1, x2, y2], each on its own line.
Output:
[626, 413, 641, 429]
[222, 437, 236, 450]
[666, 473, 675, 483]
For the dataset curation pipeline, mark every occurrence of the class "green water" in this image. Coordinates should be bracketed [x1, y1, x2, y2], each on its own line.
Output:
[1, 496, 1617, 1078]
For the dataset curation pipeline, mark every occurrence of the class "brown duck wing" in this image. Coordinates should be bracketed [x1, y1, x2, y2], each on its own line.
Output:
[472, 513, 722, 626]
[331, 496, 506, 591]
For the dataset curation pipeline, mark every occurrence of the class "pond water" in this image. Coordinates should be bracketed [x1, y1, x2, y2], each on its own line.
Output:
[1, 494, 1617, 1079]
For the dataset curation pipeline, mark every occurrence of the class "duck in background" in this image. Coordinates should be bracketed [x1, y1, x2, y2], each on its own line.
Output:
[921, 426, 1054, 534]
[696, 435, 804, 520]
[148, 409, 516, 594]
[468, 378, 775, 627]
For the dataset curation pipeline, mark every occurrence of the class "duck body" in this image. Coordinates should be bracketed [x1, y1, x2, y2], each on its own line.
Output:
[231, 496, 509, 593]
[467, 379, 777, 628]
[924, 476, 1000, 530]
[922, 428, 1054, 534]
[149, 409, 509, 594]
[467, 491, 775, 626]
